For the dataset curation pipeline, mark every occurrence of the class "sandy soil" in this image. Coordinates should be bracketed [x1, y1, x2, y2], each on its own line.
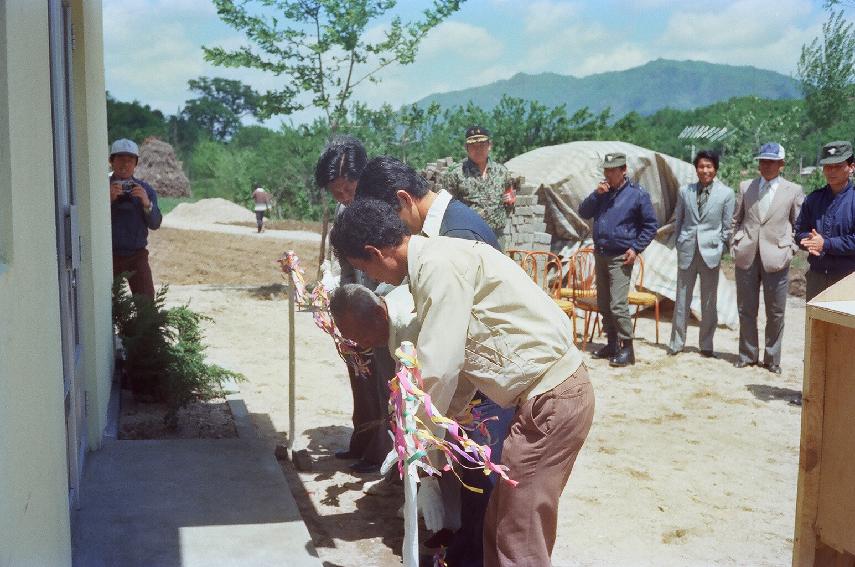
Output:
[150, 202, 806, 567]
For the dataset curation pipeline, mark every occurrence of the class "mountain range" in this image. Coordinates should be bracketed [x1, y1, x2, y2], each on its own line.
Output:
[414, 59, 801, 118]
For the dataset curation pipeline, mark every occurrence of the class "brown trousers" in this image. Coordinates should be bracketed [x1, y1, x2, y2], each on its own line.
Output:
[113, 248, 155, 300]
[483, 364, 595, 567]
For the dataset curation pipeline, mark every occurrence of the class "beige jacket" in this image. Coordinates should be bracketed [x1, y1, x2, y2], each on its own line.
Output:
[731, 177, 804, 272]
[407, 235, 582, 418]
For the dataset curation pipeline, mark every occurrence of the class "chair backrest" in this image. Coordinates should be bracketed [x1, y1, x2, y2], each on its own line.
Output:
[521, 251, 563, 297]
[631, 253, 645, 290]
[506, 249, 530, 269]
[567, 247, 597, 299]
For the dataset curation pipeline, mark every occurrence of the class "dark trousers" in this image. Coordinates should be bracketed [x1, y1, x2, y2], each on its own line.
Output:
[806, 270, 851, 302]
[347, 346, 393, 464]
[113, 249, 155, 299]
[445, 396, 515, 567]
[595, 253, 633, 340]
[483, 365, 595, 567]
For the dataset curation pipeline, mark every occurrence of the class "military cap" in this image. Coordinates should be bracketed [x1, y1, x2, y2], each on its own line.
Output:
[818, 141, 853, 165]
[465, 125, 491, 144]
[601, 152, 627, 168]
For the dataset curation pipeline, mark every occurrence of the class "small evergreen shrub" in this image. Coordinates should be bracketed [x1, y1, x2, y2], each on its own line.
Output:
[112, 276, 244, 429]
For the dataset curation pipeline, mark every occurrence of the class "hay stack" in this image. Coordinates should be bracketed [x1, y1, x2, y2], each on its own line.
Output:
[135, 137, 191, 197]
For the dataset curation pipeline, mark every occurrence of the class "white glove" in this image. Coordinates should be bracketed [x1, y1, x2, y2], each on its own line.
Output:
[417, 477, 444, 532]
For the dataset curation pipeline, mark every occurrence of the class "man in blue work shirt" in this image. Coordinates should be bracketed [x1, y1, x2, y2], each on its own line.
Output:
[109, 138, 162, 299]
[795, 141, 855, 301]
[579, 152, 659, 366]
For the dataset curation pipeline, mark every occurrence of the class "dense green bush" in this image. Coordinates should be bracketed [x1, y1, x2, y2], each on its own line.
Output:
[112, 277, 244, 428]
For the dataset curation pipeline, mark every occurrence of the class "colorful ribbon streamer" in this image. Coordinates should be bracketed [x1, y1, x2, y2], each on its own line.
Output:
[390, 343, 518, 492]
[275, 251, 372, 379]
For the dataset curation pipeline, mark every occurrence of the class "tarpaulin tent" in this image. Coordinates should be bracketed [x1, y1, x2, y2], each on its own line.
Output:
[505, 141, 737, 329]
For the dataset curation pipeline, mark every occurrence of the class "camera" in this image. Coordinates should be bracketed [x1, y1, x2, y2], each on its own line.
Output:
[121, 181, 135, 195]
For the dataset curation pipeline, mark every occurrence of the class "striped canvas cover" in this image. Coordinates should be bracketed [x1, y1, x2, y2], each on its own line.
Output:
[506, 141, 737, 328]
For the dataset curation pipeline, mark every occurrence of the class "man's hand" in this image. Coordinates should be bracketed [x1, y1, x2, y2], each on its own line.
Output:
[109, 182, 124, 203]
[417, 477, 444, 532]
[801, 229, 825, 256]
[130, 184, 152, 209]
[623, 248, 637, 266]
[596, 180, 610, 194]
[502, 186, 516, 207]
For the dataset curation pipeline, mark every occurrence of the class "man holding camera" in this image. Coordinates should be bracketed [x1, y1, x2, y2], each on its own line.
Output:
[110, 138, 162, 299]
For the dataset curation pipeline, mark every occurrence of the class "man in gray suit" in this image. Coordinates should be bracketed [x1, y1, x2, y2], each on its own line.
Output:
[669, 150, 736, 357]
[732, 143, 804, 373]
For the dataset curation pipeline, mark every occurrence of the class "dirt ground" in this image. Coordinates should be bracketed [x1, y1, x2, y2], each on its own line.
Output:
[149, 208, 807, 567]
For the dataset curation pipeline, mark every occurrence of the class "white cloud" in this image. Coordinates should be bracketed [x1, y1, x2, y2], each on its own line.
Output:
[524, 1, 581, 34]
[656, 0, 821, 74]
[418, 21, 503, 61]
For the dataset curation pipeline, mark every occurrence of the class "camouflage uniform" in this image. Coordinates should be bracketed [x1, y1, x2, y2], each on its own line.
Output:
[440, 157, 512, 237]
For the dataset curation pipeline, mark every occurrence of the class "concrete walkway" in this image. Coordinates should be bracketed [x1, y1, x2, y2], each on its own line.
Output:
[71, 435, 321, 567]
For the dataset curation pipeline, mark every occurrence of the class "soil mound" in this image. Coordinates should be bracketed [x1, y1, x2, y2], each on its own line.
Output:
[165, 198, 255, 225]
[136, 137, 191, 197]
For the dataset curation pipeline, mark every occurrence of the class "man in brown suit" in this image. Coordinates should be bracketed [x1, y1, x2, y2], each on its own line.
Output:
[731, 143, 804, 374]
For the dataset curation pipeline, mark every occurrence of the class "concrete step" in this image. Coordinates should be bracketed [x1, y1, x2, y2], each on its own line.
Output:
[72, 438, 321, 567]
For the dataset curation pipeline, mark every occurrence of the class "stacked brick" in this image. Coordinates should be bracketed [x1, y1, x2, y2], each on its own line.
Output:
[503, 176, 550, 252]
[420, 157, 456, 193]
[418, 159, 550, 252]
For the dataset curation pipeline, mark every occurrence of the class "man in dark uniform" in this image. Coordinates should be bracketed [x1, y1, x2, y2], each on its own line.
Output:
[796, 141, 855, 300]
[578, 151, 659, 367]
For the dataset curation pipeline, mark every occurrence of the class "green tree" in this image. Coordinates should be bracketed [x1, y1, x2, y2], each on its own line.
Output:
[203, 0, 464, 129]
[797, 10, 855, 129]
[181, 77, 262, 142]
[106, 92, 169, 143]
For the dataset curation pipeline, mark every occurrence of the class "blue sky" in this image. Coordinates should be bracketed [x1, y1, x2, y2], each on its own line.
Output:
[103, 0, 847, 125]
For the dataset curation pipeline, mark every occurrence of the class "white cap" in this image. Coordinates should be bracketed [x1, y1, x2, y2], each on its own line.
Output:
[110, 138, 139, 157]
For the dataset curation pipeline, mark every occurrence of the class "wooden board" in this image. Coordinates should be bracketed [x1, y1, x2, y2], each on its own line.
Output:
[794, 318, 828, 566]
[815, 323, 855, 555]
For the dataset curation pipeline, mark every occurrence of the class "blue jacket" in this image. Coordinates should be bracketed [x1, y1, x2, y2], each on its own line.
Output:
[795, 181, 855, 276]
[439, 199, 501, 251]
[578, 179, 659, 255]
[110, 176, 162, 256]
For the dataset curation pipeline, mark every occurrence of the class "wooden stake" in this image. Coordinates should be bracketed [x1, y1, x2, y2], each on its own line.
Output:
[317, 200, 330, 280]
[288, 280, 296, 450]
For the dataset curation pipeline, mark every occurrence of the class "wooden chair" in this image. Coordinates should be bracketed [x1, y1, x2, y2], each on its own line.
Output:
[628, 255, 660, 343]
[506, 249, 530, 269]
[559, 247, 600, 349]
[507, 249, 578, 345]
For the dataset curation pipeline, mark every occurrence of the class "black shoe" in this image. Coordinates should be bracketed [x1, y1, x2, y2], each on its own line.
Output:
[700, 350, 715, 358]
[733, 360, 755, 369]
[766, 364, 782, 375]
[609, 340, 635, 367]
[667, 348, 681, 356]
[592, 337, 618, 359]
[349, 460, 381, 474]
[335, 450, 357, 460]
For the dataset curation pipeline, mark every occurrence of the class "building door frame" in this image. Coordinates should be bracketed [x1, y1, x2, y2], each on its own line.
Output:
[49, 0, 86, 511]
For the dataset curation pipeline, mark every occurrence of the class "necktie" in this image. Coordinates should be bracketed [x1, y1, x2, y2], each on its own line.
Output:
[758, 180, 772, 221]
[697, 184, 708, 216]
